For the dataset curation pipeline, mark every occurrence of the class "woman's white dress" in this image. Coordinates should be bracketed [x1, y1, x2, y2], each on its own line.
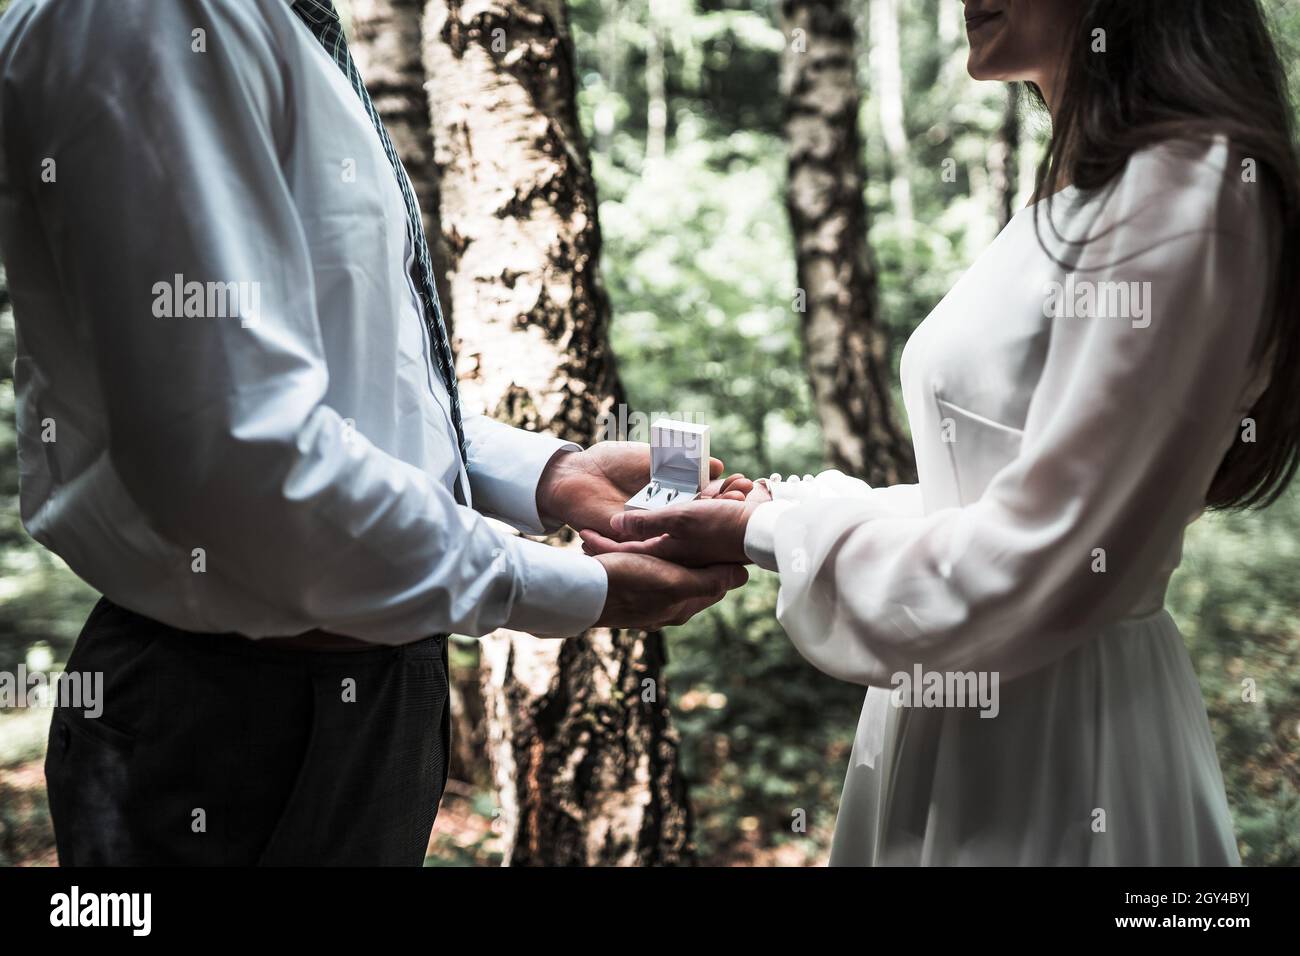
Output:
[743, 137, 1275, 865]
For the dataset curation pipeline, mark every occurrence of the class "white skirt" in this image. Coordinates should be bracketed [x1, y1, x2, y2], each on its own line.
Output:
[828, 611, 1240, 866]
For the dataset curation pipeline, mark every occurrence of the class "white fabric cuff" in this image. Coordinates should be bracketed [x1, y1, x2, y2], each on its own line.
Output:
[503, 536, 608, 637]
[767, 475, 821, 502]
[466, 418, 580, 535]
[743, 499, 800, 572]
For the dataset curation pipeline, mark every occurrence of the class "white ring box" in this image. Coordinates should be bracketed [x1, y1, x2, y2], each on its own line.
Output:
[625, 419, 711, 511]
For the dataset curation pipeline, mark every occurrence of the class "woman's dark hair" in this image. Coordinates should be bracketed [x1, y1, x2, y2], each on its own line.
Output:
[1028, 0, 1300, 510]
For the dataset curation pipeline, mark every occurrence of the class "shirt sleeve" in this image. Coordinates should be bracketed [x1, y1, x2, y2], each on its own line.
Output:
[463, 414, 579, 535]
[20, 0, 605, 642]
[765, 138, 1275, 686]
[462, 415, 608, 632]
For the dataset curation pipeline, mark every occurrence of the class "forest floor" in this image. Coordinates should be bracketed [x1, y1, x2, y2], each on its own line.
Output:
[425, 780, 825, 866]
[0, 757, 56, 866]
[1, 755, 820, 867]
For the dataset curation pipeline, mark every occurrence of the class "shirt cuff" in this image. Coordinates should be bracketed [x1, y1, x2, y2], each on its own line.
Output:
[466, 418, 580, 535]
[743, 500, 799, 572]
[503, 535, 608, 637]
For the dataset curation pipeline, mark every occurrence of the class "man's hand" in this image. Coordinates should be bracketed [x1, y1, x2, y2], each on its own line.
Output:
[536, 442, 753, 538]
[593, 552, 748, 629]
[580, 496, 761, 567]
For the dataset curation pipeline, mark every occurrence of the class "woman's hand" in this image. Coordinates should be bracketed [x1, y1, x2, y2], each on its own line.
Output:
[580, 495, 764, 567]
[709, 472, 762, 502]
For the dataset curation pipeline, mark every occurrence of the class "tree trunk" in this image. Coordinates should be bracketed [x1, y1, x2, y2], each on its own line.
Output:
[446, 644, 491, 787]
[780, 0, 914, 487]
[349, 0, 456, 323]
[936, 0, 968, 87]
[423, 0, 692, 866]
[592, 0, 624, 155]
[644, 21, 667, 162]
[869, 0, 913, 230]
[937, 0, 961, 48]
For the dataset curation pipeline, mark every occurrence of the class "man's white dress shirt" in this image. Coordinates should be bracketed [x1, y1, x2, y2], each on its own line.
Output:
[0, 0, 608, 642]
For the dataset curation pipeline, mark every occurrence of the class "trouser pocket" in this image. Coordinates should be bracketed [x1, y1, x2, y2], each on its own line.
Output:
[45, 709, 139, 866]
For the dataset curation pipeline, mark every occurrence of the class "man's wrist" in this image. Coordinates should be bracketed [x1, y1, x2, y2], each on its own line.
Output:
[467, 419, 581, 535]
[503, 535, 608, 636]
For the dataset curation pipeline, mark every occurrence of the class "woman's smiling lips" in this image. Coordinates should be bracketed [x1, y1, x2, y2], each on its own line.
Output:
[965, 9, 1004, 34]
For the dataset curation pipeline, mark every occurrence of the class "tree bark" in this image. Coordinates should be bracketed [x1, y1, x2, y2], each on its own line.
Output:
[780, 0, 914, 487]
[349, 0, 456, 323]
[423, 0, 692, 866]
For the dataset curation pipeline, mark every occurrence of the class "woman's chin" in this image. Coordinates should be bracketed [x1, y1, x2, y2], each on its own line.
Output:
[965, 52, 1025, 85]
[966, 54, 998, 82]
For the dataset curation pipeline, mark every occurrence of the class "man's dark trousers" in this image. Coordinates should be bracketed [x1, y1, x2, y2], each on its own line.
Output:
[45, 597, 450, 865]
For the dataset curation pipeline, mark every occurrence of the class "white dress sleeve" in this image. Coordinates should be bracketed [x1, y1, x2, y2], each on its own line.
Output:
[765, 139, 1275, 686]
[745, 473, 923, 569]
[770, 471, 924, 513]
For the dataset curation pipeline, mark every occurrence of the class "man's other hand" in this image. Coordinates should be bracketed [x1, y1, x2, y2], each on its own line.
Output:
[592, 552, 748, 630]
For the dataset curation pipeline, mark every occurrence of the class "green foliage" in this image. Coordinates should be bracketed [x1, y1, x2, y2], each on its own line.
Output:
[593, 124, 821, 478]
[1169, 487, 1300, 866]
[665, 574, 863, 862]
